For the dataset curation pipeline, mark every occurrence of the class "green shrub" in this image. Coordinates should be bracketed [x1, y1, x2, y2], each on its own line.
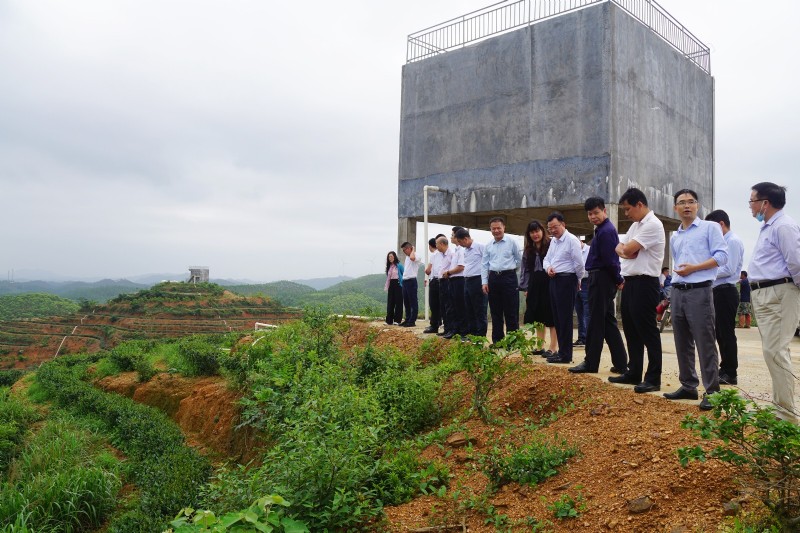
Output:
[451, 327, 538, 422]
[678, 389, 800, 530]
[108, 340, 154, 371]
[480, 437, 578, 489]
[167, 495, 309, 533]
[372, 448, 449, 505]
[0, 417, 122, 531]
[176, 336, 221, 376]
[0, 389, 39, 471]
[371, 365, 441, 438]
[35, 356, 211, 531]
[548, 491, 586, 519]
[135, 357, 156, 382]
[0, 371, 23, 388]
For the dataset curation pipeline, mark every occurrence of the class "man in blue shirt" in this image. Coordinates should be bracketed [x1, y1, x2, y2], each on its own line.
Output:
[704, 210, 744, 385]
[481, 217, 522, 343]
[664, 189, 728, 410]
[569, 198, 628, 374]
[543, 212, 585, 363]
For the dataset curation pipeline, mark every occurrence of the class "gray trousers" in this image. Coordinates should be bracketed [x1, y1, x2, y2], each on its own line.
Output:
[671, 286, 720, 393]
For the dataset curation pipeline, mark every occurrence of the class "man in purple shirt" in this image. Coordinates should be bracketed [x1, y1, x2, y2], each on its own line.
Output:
[569, 197, 628, 374]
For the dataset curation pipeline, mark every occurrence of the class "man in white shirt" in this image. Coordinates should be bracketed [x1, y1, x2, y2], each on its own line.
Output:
[400, 242, 423, 327]
[612, 187, 665, 393]
[424, 235, 447, 334]
[747, 182, 800, 423]
[434, 236, 455, 338]
[543, 212, 585, 364]
[456, 228, 488, 337]
[441, 228, 467, 339]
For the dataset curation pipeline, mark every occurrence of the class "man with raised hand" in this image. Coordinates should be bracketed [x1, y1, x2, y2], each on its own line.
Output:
[663, 189, 728, 411]
[747, 182, 800, 424]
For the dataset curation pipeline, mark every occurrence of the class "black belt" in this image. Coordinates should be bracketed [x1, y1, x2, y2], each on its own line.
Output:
[750, 277, 793, 290]
[555, 272, 577, 277]
[672, 280, 712, 290]
[490, 269, 516, 275]
[466, 275, 481, 280]
[624, 274, 658, 280]
[713, 283, 736, 291]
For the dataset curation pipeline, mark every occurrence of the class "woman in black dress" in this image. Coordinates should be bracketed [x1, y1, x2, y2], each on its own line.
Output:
[519, 220, 558, 356]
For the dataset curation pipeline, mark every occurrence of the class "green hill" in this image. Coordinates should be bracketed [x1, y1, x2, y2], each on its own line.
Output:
[0, 293, 80, 320]
[0, 279, 146, 303]
[229, 273, 427, 317]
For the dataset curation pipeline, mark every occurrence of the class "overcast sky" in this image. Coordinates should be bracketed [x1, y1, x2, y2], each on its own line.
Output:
[1, 0, 798, 282]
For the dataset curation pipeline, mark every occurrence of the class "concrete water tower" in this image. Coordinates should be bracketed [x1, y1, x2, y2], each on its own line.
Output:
[187, 266, 209, 284]
[398, 0, 713, 243]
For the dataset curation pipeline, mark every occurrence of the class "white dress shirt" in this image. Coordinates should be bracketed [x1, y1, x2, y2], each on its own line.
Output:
[620, 210, 665, 277]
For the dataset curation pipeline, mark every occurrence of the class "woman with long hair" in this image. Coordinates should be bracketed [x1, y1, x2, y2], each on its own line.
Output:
[384, 251, 404, 325]
[519, 220, 558, 356]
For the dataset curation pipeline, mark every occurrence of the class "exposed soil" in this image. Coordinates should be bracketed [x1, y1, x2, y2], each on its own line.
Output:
[96, 372, 260, 463]
[344, 321, 750, 533]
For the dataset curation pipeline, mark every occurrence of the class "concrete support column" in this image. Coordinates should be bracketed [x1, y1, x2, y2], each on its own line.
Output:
[607, 202, 619, 229]
[397, 217, 416, 250]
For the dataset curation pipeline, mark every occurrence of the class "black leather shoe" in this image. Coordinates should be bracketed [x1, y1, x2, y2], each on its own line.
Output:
[699, 392, 715, 410]
[546, 353, 572, 364]
[568, 361, 595, 373]
[532, 349, 544, 355]
[572, 339, 585, 346]
[719, 373, 738, 385]
[401, 322, 415, 327]
[634, 382, 661, 393]
[423, 326, 438, 334]
[608, 374, 638, 385]
[541, 350, 554, 358]
[663, 388, 699, 401]
[442, 332, 456, 339]
[609, 366, 626, 374]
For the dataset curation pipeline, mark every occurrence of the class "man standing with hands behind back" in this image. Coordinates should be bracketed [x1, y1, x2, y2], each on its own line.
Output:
[543, 212, 585, 364]
[747, 182, 800, 424]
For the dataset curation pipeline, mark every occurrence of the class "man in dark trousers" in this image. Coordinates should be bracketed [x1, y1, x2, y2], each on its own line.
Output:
[704, 210, 743, 385]
[481, 217, 521, 343]
[569, 198, 628, 374]
[542, 212, 585, 364]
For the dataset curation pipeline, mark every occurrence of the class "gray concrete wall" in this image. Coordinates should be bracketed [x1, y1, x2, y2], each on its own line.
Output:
[398, 2, 713, 234]
[609, 4, 715, 218]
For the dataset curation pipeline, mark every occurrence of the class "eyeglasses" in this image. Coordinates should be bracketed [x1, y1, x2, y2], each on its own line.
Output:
[748, 198, 766, 206]
[675, 199, 698, 206]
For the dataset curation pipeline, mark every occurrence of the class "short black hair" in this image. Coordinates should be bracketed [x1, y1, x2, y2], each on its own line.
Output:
[741, 270, 748, 277]
[488, 217, 505, 225]
[619, 187, 648, 207]
[752, 182, 787, 209]
[584, 197, 606, 211]
[452, 226, 465, 235]
[705, 209, 731, 228]
[401, 241, 412, 249]
[454, 228, 470, 240]
[673, 188, 699, 204]
[428, 238, 437, 247]
[661, 266, 670, 274]
[546, 212, 565, 224]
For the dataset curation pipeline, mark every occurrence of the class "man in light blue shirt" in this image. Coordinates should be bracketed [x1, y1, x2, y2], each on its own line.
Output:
[748, 182, 800, 424]
[542, 212, 585, 364]
[481, 217, 522, 343]
[664, 189, 728, 410]
[705, 210, 744, 385]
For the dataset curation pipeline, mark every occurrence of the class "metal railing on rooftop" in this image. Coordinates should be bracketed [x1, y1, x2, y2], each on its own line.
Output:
[407, 0, 710, 74]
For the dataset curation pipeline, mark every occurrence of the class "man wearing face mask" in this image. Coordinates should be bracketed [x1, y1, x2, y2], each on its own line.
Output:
[748, 182, 800, 424]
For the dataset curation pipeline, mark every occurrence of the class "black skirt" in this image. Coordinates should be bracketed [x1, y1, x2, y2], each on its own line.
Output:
[524, 269, 554, 327]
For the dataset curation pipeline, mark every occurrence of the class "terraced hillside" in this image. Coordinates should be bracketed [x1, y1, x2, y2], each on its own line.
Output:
[0, 282, 300, 369]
